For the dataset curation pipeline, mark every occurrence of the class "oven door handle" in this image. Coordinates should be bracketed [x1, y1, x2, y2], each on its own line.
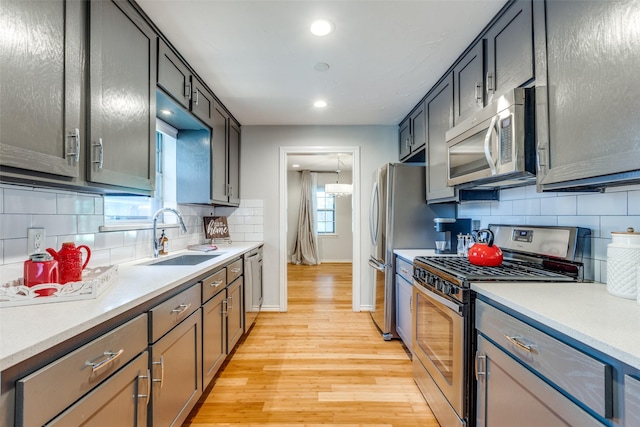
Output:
[415, 282, 463, 315]
[368, 258, 386, 272]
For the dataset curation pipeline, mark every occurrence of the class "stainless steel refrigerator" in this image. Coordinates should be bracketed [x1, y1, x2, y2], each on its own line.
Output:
[368, 163, 455, 340]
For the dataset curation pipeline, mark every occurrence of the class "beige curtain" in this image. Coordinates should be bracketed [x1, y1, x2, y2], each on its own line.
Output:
[291, 170, 320, 265]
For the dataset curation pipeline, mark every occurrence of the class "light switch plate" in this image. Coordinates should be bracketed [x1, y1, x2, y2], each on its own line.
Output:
[27, 228, 46, 255]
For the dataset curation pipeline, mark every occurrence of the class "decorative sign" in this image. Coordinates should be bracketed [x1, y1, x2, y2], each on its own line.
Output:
[204, 216, 230, 240]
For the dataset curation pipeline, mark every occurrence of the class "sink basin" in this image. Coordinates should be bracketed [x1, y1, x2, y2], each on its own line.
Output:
[146, 254, 220, 266]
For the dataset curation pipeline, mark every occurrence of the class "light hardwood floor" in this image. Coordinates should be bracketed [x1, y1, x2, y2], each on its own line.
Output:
[184, 262, 439, 427]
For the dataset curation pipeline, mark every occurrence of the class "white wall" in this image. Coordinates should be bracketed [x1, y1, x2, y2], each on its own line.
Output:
[287, 170, 353, 263]
[239, 125, 398, 310]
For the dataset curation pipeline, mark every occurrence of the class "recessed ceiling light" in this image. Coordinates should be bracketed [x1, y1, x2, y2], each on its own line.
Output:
[310, 19, 334, 36]
[292, 164, 300, 168]
[313, 62, 330, 72]
[160, 109, 173, 115]
[314, 100, 328, 108]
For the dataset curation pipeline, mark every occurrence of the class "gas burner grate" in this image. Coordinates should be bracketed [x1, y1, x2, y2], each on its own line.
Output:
[415, 256, 575, 282]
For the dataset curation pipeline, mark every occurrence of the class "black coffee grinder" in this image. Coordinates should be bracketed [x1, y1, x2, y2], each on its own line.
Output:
[433, 218, 472, 254]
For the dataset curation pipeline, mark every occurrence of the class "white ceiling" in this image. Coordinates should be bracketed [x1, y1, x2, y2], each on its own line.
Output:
[136, 0, 507, 126]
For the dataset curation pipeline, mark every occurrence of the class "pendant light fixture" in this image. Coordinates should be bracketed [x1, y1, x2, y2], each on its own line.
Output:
[324, 154, 352, 197]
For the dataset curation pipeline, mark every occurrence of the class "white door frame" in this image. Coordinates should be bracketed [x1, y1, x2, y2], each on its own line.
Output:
[279, 146, 361, 312]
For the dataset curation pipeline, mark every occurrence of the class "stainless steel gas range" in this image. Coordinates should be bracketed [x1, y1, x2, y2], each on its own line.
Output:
[411, 224, 592, 427]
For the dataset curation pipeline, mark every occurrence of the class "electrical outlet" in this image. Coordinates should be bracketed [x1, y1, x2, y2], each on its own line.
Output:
[27, 228, 46, 255]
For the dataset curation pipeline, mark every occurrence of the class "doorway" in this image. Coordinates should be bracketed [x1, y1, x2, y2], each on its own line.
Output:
[278, 146, 361, 312]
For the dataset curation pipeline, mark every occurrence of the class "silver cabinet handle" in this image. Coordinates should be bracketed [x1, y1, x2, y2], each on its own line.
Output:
[67, 128, 80, 162]
[504, 335, 535, 353]
[193, 88, 199, 105]
[483, 116, 498, 175]
[227, 295, 233, 312]
[209, 280, 224, 287]
[231, 267, 241, 273]
[475, 352, 486, 380]
[138, 369, 151, 405]
[400, 267, 410, 275]
[152, 356, 165, 388]
[475, 81, 482, 104]
[184, 82, 191, 100]
[92, 138, 103, 169]
[409, 295, 413, 313]
[486, 71, 494, 94]
[85, 348, 124, 373]
[222, 299, 228, 316]
[171, 303, 191, 315]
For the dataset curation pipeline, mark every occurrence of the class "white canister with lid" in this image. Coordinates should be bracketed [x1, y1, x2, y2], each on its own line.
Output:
[607, 227, 640, 299]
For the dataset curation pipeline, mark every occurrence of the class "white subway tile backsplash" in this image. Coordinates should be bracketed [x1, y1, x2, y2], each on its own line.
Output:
[593, 237, 609, 261]
[0, 188, 3, 213]
[490, 200, 513, 216]
[458, 202, 491, 217]
[525, 216, 558, 226]
[110, 246, 137, 265]
[78, 215, 104, 234]
[34, 214, 78, 236]
[600, 216, 640, 236]
[512, 199, 540, 216]
[88, 249, 111, 268]
[500, 186, 528, 201]
[557, 216, 601, 238]
[245, 232, 264, 241]
[577, 192, 627, 216]
[3, 238, 28, 264]
[629, 190, 640, 215]
[540, 195, 577, 216]
[0, 214, 32, 239]
[95, 197, 104, 215]
[94, 231, 125, 250]
[4, 188, 57, 214]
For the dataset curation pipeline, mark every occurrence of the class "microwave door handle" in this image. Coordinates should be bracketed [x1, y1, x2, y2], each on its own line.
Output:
[484, 116, 498, 175]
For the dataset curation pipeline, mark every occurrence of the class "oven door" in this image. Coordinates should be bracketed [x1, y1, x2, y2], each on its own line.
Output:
[412, 281, 465, 419]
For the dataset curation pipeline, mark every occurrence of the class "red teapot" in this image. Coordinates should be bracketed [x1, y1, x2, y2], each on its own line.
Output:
[468, 229, 503, 267]
[46, 242, 91, 284]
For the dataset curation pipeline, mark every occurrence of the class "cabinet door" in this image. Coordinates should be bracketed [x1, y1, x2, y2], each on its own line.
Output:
[211, 104, 229, 203]
[476, 335, 603, 427]
[150, 310, 202, 427]
[88, 0, 157, 194]
[394, 273, 412, 353]
[228, 121, 241, 206]
[410, 102, 426, 152]
[227, 278, 244, 352]
[47, 352, 149, 427]
[453, 42, 484, 124]
[157, 40, 191, 109]
[202, 291, 227, 387]
[485, 0, 533, 103]
[0, 0, 82, 179]
[626, 375, 640, 427]
[191, 77, 214, 126]
[398, 118, 411, 160]
[426, 73, 456, 203]
[535, 0, 640, 190]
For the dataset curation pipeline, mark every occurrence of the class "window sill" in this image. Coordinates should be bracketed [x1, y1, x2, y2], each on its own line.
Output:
[318, 233, 339, 238]
[99, 223, 180, 233]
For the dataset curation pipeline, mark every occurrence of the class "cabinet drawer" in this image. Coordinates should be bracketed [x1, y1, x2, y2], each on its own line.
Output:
[202, 268, 226, 302]
[17, 314, 148, 427]
[625, 375, 640, 426]
[227, 258, 243, 283]
[476, 300, 612, 418]
[149, 283, 201, 343]
[395, 257, 413, 283]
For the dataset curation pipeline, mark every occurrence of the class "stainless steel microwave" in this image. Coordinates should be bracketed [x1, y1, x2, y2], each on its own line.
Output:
[445, 88, 536, 188]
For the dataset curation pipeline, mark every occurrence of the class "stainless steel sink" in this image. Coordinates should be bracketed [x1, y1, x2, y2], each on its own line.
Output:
[146, 254, 220, 266]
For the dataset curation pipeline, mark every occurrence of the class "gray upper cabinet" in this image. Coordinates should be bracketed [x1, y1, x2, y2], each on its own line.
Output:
[453, 42, 484, 125]
[211, 103, 229, 204]
[399, 102, 426, 162]
[484, 0, 534, 104]
[88, 0, 157, 194]
[426, 73, 456, 203]
[191, 77, 214, 126]
[228, 120, 241, 206]
[157, 40, 192, 109]
[534, 0, 640, 191]
[0, 0, 83, 180]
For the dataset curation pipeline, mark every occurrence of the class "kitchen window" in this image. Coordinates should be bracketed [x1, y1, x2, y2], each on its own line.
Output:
[316, 191, 335, 234]
[103, 121, 177, 227]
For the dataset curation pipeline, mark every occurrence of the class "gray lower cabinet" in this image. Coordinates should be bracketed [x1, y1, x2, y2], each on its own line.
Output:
[476, 335, 604, 427]
[534, 0, 640, 190]
[625, 375, 640, 426]
[394, 257, 413, 353]
[0, 0, 83, 180]
[148, 283, 202, 426]
[16, 314, 148, 426]
[47, 352, 150, 426]
[476, 299, 610, 427]
[87, 0, 157, 194]
[425, 72, 456, 203]
[227, 277, 244, 351]
[202, 268, 228, 386]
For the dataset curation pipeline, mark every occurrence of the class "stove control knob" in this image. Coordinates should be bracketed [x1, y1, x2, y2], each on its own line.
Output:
[449, 286, 459, 295]
[428, 275, 436, 285]
[442, 283, 451, 295]
[436, 280, 443, 291]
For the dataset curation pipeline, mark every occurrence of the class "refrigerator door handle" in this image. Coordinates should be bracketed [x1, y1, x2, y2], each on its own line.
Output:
[368, 258, 386, 272]
[370, 178, 380, 246]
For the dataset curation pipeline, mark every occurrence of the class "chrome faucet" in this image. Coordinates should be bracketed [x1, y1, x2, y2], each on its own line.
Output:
[153, 208, 188, 258]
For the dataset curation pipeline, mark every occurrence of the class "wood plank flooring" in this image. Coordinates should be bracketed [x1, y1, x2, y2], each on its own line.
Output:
[183, 263, 439, 427]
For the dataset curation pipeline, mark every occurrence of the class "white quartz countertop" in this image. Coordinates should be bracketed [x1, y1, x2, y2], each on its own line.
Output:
[472, 281, 640, 370]
[393, 249, 437, 261]
[0, 242, 262, 371]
